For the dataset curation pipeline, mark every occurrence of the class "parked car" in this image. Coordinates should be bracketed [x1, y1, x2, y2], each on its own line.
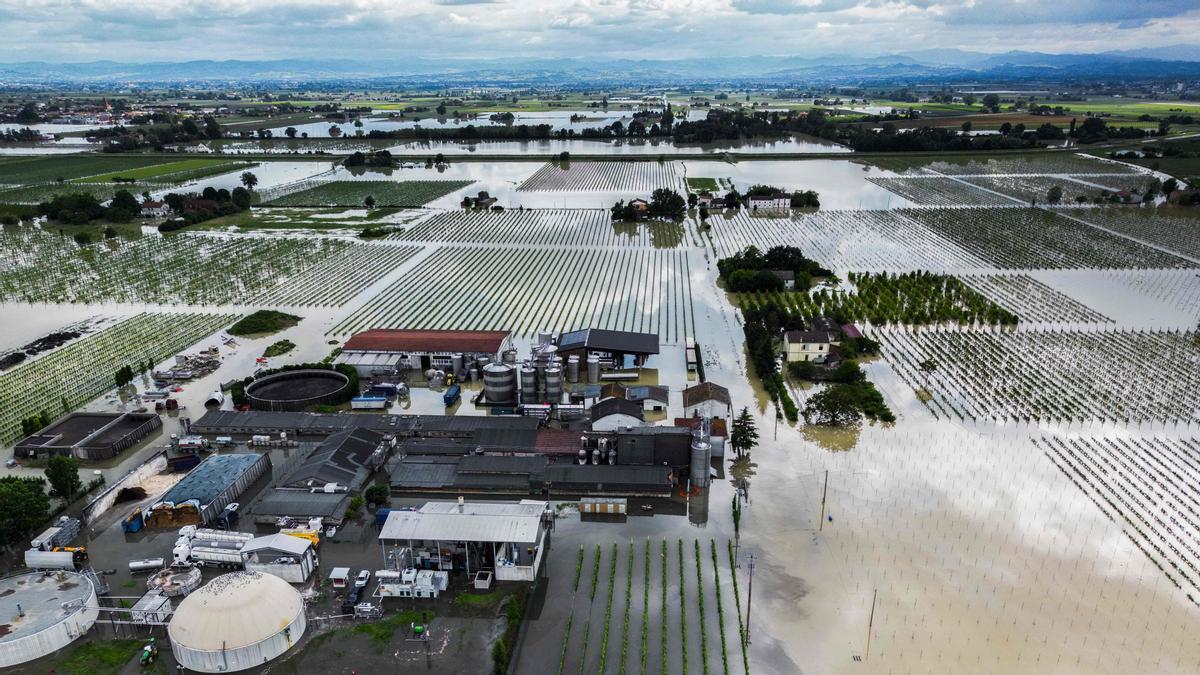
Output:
[355, 570, 371, 588]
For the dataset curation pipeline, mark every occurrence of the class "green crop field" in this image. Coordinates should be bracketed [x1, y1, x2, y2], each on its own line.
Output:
[0, 155, 174, 184]
[0, 181, 165, 205]
[74, 159, 255, 184]
[686, 177, 720, 191]
[262, 180, 473, 207]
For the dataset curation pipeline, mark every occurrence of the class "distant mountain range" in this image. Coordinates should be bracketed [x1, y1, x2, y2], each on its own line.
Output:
[1, 46, 1199, 86]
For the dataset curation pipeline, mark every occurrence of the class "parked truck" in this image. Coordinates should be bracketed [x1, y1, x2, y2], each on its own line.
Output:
[25, 549, 79, 570]
[172, 542, 243, 569]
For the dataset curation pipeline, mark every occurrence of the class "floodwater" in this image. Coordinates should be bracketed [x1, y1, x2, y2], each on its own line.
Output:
[3, 154, 1200, 674]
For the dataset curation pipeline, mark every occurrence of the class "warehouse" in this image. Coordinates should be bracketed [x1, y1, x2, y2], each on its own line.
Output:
[146, 453, 271, 527]
[14, 411, 161, 460]
[250, 490, 349, 525]
[379, 500, 548, 582]
[555, 328, 660, 368]
[168, 571, 306, 673]
[336, 329, 515, 377]
[189, 409, 536, 440]
[241, 534, 316, 584]
[275, 426, 390, 493]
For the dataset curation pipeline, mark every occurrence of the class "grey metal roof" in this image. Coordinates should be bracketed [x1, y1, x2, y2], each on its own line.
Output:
[242, 533, 312, 556]
[591, 398, 645, 422]
[557, 328, 660, 355]
[379, 500, 547, 543]
[253, 490, 349, 518]
[389, 457, 461, 489]
[543, 464, 672, 486]
[191, 410, 536, 437]
[458, 454, 547, 475]
[278, 427, 383, 492]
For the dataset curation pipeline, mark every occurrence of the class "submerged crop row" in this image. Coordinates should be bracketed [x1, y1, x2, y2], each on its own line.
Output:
[878, 325, 1200, 424]
[960, 274, 1113, 324]
[518, 161, 682, 192]
[0, 312, 236, 443]
[0, 227, 415, 307]
[262, 180, 473, 207]
[388, 208, 687, 248]
[329, 244, 696, 343]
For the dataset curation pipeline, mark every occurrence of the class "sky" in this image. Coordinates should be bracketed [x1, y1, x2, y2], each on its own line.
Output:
[0, 0, 1198, 62]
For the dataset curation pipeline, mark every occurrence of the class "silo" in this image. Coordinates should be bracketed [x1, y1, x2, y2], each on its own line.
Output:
[0, 571, 100, 668]
[483, 362, 516, 406]
[545, 365, 563, 403]
[169, 571, 306, 673]
[567, 355, 580, 383]
[690, 435, 712, 487]
[451, 354, 465, 377]
[586, 355, 601, 383]
[520, 364, 538, 404]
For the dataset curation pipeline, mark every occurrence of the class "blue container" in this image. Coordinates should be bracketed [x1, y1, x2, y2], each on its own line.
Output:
[443, 384, 461, 406]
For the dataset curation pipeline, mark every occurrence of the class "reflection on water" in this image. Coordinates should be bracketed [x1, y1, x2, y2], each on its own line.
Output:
[801, 422, 862, 452]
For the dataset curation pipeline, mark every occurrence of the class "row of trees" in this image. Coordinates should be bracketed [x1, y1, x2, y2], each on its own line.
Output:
[610, 188, 687, 221]
[717, 245, 831, 293]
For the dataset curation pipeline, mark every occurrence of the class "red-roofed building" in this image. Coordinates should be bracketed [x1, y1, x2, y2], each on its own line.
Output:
[336, 329, 515, 377]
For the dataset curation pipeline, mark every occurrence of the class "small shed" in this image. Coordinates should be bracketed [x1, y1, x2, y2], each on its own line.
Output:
[242, 534, 316, 584]
[329, 567, 351, 589]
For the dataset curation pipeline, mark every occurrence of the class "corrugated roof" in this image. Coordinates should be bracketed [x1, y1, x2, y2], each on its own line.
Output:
[379, 501, 546, 543]
[160, 453, 266, 507]
[682, 382, 731, 407]
[242, 533, 312, 556]
[556, 328, 659, 355]
[344, 329, 511, 354]
[279, 427, 383, 492]
[591, 398, 645, 422]
[389, 458, 460, 489]
[253, 490, 349, 518]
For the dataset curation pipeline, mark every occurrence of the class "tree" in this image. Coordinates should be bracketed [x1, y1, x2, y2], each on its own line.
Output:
[0, 477, 50, 548]
[962, 94, 977, 106]
[365, 483, 390, 506]
[1046, 185, 1063, 204]
[284, 126, 298, 139]
[802, 385, 863, 426]
[730, 407, 759, 457]
[961, 121, 973, 133]
[45, 455, 83, 501]
[240, 171, 258, 190]
[364, 195, 376, 208]
[231, 187, 252, 210]
[15, 102, 40, 124]
[648, 188, 686, 219]
[981, 94, 1001, 113]
[436, 103, 447, 116]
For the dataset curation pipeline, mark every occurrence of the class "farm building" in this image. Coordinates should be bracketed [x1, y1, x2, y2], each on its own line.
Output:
[770, 270, 796, 290]
[600, 382, 670, 412]
[146, 453, 271, 527]
[555, 328, 660, 368]
[336, 329, 515, 377]
[168, 571, 305, 673]
[275, 426, 391, 493]
[379, 500, 549, 581]
[241, 534, 316, 584]
[189, 410, 537, 439]
[683, 381, 732, 419]
[14, 411, 161, 460]
[591, 397, 645, 431]
[250, 491, 349, 526]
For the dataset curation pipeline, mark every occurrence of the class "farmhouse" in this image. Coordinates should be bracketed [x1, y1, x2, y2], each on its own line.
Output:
[336, 329, 515, 377]
[770, 270, 796, 290]
[461, 190, 498, 209]
[784, 329, 839, 363]
[139, 200, 170, 218]
[747, 193, 791, 210]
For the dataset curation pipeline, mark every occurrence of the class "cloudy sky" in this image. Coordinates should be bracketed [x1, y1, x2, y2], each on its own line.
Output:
[0, 0, 1197, 62]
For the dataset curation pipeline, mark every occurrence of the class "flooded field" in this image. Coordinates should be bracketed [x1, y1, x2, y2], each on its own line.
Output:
[2, 151, 1199, 674]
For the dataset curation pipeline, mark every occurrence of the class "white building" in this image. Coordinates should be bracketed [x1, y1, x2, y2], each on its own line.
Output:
[783, 330, 838, 362]
[241, 534, 317, 584]
[379, 500, 548, 582]
[682, 382, 732, 420]
[747, 193, 791, 210]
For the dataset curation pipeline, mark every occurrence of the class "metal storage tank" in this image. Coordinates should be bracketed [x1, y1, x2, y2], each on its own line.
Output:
[586, 355, 601, 383]
[545, 366, 563, 403]
[451, 353, 465, 377]
[483, 362, 517, 406]
[520, 364, 538, 404]
[0, 571, 100, 668]
[567, 355, 580, 383]
[169, 571, 306, 673]
[690, 435, 712, 487]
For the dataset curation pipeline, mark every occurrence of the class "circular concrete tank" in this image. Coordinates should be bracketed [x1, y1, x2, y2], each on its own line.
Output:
[244, 369, 350, 412]
[168, 571, 306, 673]
[0, 571, 99, 668]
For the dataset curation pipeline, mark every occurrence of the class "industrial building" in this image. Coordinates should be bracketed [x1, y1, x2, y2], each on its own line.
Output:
[190, 409, 536, 439]
[379, 500, 548, 582]
[555, 328, 660, 368]
[14, 411, 161, 459]
[168, 571, 306, 673]
[336, 328, 515, 377]
[145, 452, 271, 527]
[591, 397, 645, 431]
[0, 571, 100, 668]
[241, 534, 317, 583]
[275, 426, 390, 493]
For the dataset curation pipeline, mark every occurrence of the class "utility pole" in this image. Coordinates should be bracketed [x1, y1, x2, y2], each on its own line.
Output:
[818, 470, 829, 531]
[746, 552, 755, 643]
[866, 588, 877, 662]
